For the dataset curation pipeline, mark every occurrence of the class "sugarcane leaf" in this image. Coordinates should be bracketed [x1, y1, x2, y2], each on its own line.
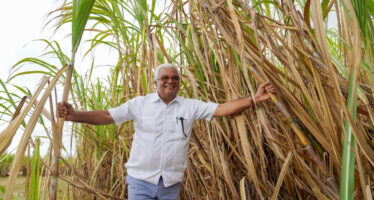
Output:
[72, 0, 96, 60]
[89, 151, 108, 185]
[29, 138, 41, 200]
[321, 0, 330, 17]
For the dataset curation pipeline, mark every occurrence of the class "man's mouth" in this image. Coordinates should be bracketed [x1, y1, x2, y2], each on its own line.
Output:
[164, 85, 175, 89]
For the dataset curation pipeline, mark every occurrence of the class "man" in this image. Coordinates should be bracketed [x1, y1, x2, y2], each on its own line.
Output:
[58, 63, 275, 200]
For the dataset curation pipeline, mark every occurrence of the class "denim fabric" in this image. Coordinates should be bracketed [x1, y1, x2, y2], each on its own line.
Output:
[126, 175, 181, 200]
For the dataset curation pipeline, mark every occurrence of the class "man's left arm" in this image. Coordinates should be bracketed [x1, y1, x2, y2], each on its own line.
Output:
[213, 81, 275, 117]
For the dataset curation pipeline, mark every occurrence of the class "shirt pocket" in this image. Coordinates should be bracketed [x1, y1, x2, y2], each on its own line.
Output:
[173, 115, 191, 139]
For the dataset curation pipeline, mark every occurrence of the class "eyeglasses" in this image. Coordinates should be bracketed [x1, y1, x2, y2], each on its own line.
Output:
[157, 75, 180, 82]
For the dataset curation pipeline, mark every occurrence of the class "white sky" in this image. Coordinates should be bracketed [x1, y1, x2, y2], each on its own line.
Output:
[1, 0, 58, 80]
[0, 0, 65, 156]
[0, 0, 117, 156]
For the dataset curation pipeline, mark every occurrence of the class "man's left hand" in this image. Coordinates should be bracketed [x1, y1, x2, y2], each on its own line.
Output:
[254, 81, 276, 103]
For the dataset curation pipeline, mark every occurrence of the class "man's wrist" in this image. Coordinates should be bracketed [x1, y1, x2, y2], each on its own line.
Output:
[68, 111, 78, 122]
[249, 96, 255, 106]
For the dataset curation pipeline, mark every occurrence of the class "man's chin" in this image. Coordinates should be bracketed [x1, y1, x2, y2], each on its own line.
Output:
[165, 91, 178, 97]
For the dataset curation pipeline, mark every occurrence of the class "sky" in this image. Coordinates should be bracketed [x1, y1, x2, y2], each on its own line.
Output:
[0, 1, 64, 156]
[0, 0, 74, 156]
[1, 0, 59, 80]
[0, 0, 116, 156]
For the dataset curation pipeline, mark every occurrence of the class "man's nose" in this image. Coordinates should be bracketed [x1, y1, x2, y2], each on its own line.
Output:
[167, 77, 174, 83]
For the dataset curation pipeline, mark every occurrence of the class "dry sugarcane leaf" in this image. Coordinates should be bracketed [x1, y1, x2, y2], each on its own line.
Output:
[271, 151, 293, 200]
[219, 148, 239, 199]
[0, 77, 49, 155]
[355, 145, 371, 200]
[5, 66, 67, 200]
[235, 114, 265, 200]
[29, 97, 52, 122]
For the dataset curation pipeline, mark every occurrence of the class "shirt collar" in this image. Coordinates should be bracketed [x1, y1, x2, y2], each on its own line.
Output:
[151, 92, 182, 104]
[150, 92, 161, 102]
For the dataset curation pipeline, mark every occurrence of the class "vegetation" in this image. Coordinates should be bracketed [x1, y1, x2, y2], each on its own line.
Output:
[1, 0, 374, 199]
[0, 154, 27, 177]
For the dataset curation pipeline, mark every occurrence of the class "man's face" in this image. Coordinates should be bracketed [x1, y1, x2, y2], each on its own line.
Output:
[155, 67, 180, 99]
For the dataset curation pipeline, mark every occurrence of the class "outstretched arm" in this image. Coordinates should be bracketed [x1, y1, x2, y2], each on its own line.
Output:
[57, 101, 114, 125]
[213, 81, 275, 117]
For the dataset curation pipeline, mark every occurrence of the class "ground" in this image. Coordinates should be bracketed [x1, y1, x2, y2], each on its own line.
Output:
[0, 176, 70, 200]
[0, 176, 27, 199]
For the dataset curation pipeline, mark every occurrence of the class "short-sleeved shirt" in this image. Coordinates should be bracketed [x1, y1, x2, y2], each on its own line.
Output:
[108, 92, 218, 187]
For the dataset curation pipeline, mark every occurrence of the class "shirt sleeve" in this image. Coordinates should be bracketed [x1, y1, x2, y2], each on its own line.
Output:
[108, 97, 140, 125]
[192, 99, 219, 121]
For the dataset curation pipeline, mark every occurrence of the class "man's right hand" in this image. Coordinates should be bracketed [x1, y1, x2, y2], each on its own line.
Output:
[57, 102, 114, 125]
[57, 101, 75, 121]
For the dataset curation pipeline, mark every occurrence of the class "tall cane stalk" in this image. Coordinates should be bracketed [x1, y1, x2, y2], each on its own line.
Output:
[49, 1, 95, 199]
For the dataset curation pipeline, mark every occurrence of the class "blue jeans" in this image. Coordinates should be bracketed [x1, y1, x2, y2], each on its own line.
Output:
[126, 175, 181, 200]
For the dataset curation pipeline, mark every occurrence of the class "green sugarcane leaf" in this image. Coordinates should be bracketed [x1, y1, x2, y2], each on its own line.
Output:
[0, 80, 17, 110]
[340, 58, 359, 200]
[29, 138, 41, 200]
[321, 0, 330, 17]
[72, 0, 96, 62]
[89, 151, 108, 185]
[0, 185, 5, 193]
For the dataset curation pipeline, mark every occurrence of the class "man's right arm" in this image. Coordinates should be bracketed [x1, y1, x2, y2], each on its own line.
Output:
[57, 101, 114, 125]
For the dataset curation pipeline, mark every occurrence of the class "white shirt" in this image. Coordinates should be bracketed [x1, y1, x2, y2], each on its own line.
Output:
[108, 92, 218, 187]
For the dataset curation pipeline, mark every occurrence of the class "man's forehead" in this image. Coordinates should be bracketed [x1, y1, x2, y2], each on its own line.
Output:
[159, 67, 179, 75]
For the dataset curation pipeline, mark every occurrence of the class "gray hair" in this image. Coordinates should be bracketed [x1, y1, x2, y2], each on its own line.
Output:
[154, 63, 180, 81]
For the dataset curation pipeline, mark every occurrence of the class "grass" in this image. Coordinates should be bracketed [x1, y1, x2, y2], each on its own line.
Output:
[0, 176, 70, 200]
[0, 176, 26, 200]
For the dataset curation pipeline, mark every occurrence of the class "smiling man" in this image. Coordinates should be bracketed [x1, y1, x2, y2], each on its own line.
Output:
[58, 63, 275, 200]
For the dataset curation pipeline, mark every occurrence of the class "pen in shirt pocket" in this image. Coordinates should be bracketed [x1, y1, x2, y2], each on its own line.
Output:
[176, 117, 187, 137]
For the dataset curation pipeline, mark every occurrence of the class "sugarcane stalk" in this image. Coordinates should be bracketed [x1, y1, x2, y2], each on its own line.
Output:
[49, 1, 95, 199]
[49, 64, 74, 200]
[249, 67, 339, 194]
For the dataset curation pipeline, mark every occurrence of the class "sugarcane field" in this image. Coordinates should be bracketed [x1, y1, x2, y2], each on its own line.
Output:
[1, 0, 374, 199]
